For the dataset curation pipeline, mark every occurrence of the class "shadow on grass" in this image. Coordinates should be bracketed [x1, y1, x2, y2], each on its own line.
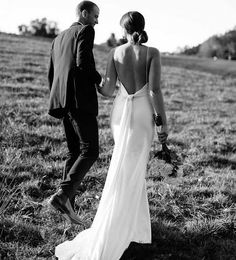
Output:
[1, 132, 63, 149]
[120, 221, 236, 260]
[197, 155, 236, 170]
[1, 85, 48, 98]
[0, 218, 44, 247]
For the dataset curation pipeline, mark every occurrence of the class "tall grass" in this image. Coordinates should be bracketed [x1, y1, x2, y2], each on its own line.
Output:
[0, 33, 235, 259]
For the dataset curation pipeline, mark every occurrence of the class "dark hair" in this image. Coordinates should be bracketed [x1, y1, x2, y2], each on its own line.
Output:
[120, 11, 148, 44]
[76, 1, 98, 16]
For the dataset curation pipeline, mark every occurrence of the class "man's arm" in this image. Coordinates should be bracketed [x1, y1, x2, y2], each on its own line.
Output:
[47, 41, 54, 90]
[97, 48, 117, 97]
[76, 25, 101, 84]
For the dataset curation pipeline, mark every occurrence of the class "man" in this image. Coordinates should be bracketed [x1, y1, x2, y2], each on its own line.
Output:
[48, 1, 101, 224]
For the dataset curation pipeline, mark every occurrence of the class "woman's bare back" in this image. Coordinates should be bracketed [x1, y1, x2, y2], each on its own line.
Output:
[113, 44, 149, 94]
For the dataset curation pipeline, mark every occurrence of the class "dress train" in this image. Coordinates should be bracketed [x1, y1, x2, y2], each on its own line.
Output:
[55, 83, 154, 260]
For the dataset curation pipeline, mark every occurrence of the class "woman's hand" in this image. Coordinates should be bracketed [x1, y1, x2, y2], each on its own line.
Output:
[157, 125, 168, 144]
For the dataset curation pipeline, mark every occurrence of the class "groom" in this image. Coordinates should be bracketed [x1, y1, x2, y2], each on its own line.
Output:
[47, 1, 101, 224]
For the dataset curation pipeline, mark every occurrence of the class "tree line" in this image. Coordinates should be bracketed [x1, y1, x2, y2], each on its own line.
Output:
[19, 18, 236, 60]
[18, 18, 125, 46]
[18, 18, 59, 38]
[181, 27, 236, 60]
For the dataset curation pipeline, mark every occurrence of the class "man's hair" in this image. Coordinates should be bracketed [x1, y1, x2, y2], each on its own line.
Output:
[76, 1, 98, 16]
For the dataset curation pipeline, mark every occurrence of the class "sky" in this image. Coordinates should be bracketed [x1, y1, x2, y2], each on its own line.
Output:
[0, 0, 236, 52]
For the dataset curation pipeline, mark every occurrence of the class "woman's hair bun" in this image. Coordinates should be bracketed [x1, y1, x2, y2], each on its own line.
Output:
[120, 11, 148, 45]
[131, 30, 148, 44]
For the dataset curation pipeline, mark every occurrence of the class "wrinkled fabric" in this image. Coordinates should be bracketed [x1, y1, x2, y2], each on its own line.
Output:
[55, 83, 154, 260]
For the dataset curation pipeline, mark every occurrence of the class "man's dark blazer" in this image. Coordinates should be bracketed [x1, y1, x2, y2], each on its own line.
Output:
[48, 22, 102, 119]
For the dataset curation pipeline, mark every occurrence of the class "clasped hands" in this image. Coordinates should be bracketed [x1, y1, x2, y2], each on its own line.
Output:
[95, 78, 105, 94]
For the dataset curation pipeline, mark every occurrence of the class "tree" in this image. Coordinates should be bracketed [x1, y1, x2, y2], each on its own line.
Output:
[180, 26, 236, 60]
[181, 44, 200, 55]
[18, 25, 30, 36]
[18, 18, 59, 38]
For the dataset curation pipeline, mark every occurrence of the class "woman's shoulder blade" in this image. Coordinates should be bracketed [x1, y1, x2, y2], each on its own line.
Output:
[148, 46, 160, 56]
[113, 44, 127, 60]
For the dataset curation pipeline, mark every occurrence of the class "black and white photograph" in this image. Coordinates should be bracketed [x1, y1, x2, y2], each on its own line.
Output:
[0, 0, 235, 259]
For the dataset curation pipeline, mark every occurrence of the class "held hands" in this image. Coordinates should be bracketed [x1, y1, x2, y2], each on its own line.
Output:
[95, 83, 101, 91]
[95, 77, 105, 93]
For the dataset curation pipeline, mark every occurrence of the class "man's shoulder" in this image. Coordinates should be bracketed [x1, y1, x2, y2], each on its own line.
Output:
[80, 25, 95, 35]
[57, 23, 84, 37]
[54, 27, 74, 41]
[54, 24, 95, 44]
[67, 23, 84, 36]
[68, 24, 94, 39]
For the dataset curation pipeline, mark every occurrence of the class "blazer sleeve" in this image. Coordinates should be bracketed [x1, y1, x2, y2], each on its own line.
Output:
[76, 25, 101, 84]
[47, 40, 54, 90]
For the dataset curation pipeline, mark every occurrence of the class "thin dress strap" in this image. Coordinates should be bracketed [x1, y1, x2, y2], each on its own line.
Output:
[145, 47, 149, 83]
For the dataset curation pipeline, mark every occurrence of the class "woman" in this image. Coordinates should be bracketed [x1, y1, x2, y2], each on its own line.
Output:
[55, 11, 168, 260]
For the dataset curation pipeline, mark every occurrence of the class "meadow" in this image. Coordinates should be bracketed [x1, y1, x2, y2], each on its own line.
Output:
[0, 32, 235, 260]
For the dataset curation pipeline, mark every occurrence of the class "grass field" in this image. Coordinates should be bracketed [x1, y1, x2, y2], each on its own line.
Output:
[0, 33, 236, 260]
[161, 54, 236, 78]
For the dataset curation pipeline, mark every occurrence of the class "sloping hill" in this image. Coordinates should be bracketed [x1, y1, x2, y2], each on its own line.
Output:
[161, 54, 236, 78]
[0, 33, 236, 260]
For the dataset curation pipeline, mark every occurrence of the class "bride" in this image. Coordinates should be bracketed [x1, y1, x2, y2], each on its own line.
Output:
[55, 11, 168, 260]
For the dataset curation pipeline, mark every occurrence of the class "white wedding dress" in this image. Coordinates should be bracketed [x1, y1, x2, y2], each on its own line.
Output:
[55, 81, 154, 260]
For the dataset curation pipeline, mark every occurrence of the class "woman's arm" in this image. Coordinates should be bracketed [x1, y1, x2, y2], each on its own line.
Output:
[97, 48, 117, 97]
[148, 48, 168, 136]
